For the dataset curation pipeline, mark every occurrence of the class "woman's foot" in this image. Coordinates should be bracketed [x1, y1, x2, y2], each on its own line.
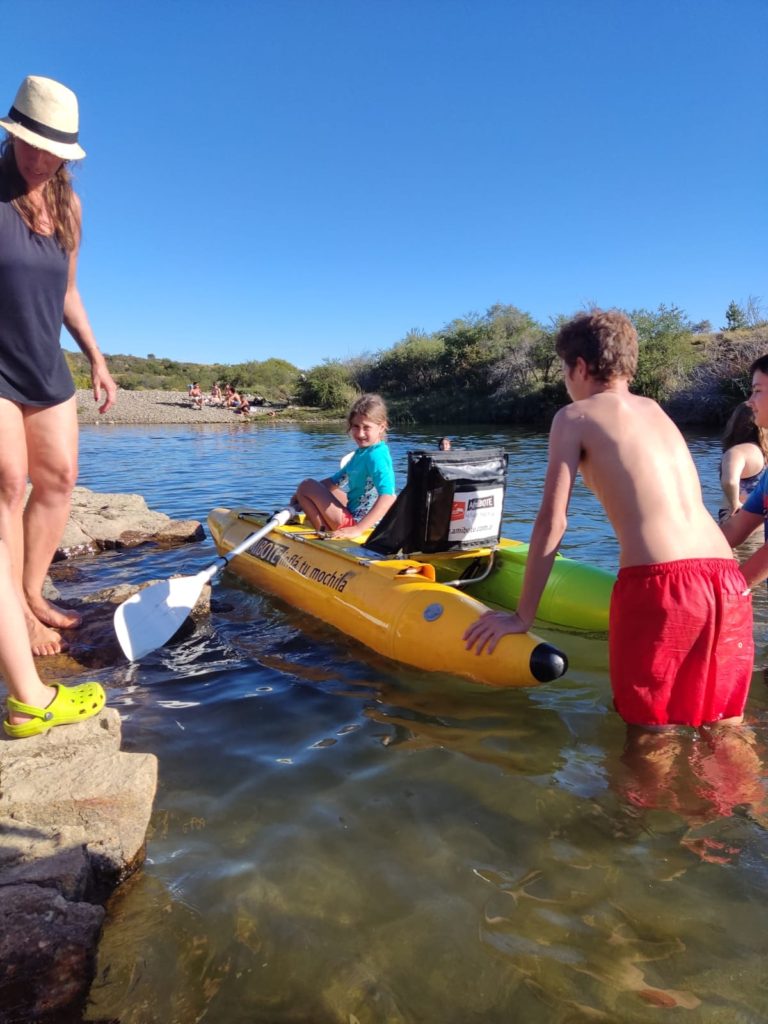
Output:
[26, 615, 68, 657]
[6, 680, 56, 726]
[4, 681, 106, 738]
[27, 596, 82, 631]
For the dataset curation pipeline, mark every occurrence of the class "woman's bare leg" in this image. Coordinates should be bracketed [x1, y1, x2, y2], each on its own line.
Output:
[0, 541, 58, 723]
[23, 397, 81, 631]
[0, 399, 64, 655]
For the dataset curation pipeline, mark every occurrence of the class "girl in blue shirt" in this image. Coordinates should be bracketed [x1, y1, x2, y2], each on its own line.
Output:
[294, 394, 396, 538]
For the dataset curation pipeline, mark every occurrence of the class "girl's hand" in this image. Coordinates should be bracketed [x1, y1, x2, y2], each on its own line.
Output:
[329, 525, 363, 539]
[463, 610, 527, 655]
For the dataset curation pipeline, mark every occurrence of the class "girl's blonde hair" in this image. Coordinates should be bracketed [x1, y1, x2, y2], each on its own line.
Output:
[347, 393, 388, 433]
[0, 136, 79, 252]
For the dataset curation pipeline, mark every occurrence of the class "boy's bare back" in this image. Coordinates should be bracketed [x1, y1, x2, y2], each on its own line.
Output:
[560, 386, 732, 567]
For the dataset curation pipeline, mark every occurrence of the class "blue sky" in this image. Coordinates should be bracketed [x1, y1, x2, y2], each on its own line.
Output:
[4, 0, 766, 369]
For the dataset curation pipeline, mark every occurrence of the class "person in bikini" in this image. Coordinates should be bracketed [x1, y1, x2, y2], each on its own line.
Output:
[721, 355, 768, 581]
[465, 309, 753, 730]
[188, 382, 203, 409]
[292, 393, 397, 539]
[0, 76, 117, 655]
[718, 401, 768, 526]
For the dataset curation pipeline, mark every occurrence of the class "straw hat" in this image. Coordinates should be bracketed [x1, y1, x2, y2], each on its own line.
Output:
[0, 75, 85, 161]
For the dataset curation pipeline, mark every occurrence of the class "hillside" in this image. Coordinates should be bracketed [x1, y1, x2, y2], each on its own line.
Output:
[64, 351, 301, 404]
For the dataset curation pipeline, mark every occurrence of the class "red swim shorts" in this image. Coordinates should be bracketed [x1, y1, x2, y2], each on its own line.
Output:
[339, 508, 358, 528]
[609, 558, 753, 727]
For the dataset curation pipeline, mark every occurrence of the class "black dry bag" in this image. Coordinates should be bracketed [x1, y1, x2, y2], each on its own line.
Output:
[366, 447, 508, 555]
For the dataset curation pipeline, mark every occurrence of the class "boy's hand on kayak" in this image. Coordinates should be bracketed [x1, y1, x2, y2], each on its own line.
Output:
[464, 610, 527, 655]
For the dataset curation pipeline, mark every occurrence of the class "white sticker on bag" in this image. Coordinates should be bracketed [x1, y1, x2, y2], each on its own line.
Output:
[447, 486, 503, 544]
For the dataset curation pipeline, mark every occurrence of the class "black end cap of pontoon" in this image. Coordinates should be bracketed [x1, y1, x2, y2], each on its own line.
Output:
[530, 642, 568, 682]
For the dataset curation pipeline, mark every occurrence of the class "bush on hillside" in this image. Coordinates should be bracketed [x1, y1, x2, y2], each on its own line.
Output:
[296, 361, 357, 410]
[630, 305, 699, 405]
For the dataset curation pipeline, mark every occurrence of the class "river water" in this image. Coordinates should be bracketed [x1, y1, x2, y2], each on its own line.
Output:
[68, 422, 768, 1024]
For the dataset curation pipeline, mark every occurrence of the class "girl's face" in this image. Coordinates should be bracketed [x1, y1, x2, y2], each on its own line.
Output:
[13, 137, 63, 190]
[349, 414, 386, 448]
[748, 370, 768, 429]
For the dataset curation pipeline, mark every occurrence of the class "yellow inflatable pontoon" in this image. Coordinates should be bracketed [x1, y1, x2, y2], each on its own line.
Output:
[208, 507, 567, 689]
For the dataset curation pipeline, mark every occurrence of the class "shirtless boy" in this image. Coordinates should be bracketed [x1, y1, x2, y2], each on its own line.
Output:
[721, 355, 768, 582]
[465, 309, 753, 728]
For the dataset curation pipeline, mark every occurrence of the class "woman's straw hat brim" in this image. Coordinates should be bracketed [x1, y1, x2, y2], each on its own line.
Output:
[0, 75, 85, 161]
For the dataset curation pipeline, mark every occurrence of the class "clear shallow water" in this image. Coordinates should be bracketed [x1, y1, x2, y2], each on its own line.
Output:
[68, 423, 768, 1024]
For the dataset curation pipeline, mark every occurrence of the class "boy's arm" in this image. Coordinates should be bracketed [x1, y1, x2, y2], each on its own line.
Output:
[464, 408, 580, 654]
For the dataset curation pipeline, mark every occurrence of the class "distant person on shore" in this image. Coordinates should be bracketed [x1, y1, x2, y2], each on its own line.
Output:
[718, 402, 768, 526]
[0, 539, 106, 738]
[293, 393, 397, 538]
[236, 394, 251, 416]
[464, 309, 753, 730]
[224, 384, 240, 408]
[210, 382, 223, 406]
[0, 76, 117, 655]
[188, 382, 203, 409]
[721, 356, 768, 582]
[438, 437, 452, 451]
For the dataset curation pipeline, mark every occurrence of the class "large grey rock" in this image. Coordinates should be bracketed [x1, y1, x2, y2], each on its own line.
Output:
[0, 709, 157, 1021]
[0, 709, 156, 888]
[43, 485, 204, 559]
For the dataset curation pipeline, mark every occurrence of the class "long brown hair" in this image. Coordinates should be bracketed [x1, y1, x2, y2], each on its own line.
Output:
[721, 402, 768, 461]
[0, 136, 79, 251]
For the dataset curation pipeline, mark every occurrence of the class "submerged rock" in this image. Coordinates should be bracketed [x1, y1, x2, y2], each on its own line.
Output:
[36, 578, 212, 674]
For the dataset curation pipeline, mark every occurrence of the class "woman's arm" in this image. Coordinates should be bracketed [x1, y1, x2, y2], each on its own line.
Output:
[720, 449, 746, 513]
[62, 195, 117, 413]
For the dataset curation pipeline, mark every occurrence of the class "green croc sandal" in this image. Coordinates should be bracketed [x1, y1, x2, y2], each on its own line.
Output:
[3, 682, 106, 739]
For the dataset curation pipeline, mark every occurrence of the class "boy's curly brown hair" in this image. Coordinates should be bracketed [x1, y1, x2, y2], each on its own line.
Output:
[555, 309, 638, 383]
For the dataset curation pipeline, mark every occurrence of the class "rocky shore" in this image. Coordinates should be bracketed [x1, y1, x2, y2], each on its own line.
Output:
[1, 489, 208, 1022]
[76, 388, 293, 426]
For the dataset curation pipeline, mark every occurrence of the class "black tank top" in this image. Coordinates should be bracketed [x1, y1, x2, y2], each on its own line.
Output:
[0, 191, 75, 406]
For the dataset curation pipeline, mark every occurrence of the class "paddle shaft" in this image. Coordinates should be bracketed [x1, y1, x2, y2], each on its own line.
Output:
[199, 506, 296, 584]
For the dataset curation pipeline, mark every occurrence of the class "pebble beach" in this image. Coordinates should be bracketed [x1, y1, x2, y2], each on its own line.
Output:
[75, 389, 294, 425]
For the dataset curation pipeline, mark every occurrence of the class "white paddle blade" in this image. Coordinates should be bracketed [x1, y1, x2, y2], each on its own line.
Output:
[114, 571, 209, 661]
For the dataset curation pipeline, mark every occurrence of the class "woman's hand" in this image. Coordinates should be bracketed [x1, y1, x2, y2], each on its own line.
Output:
[463, 610, 528, 655]
[91, 358, 118, 414]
